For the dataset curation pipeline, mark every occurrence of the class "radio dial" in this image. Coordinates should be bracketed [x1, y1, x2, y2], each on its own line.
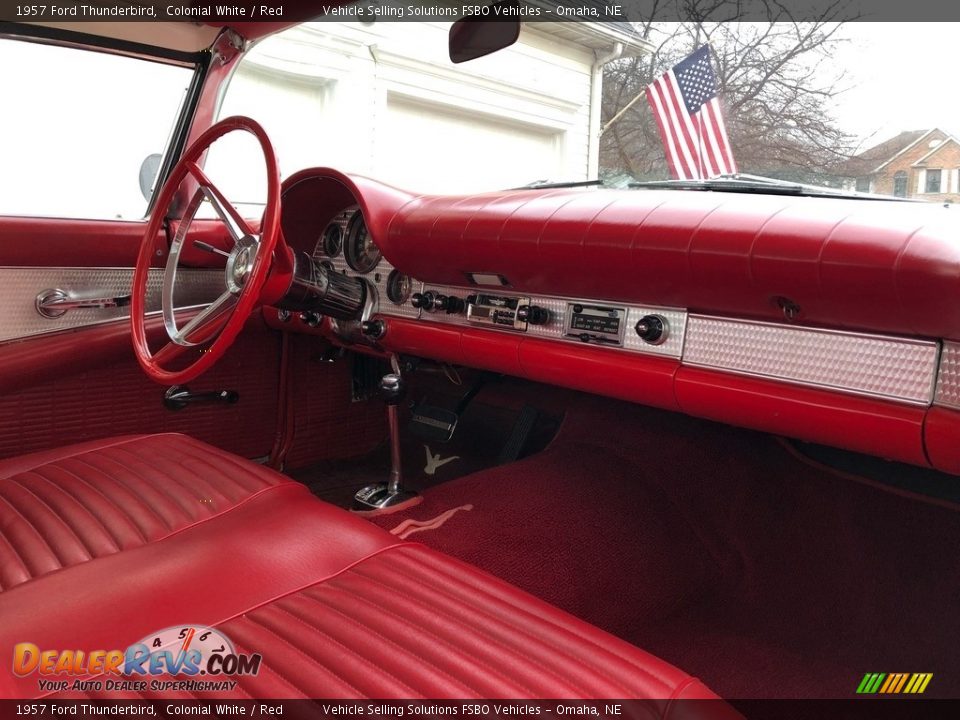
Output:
[518, 305, 551, 326]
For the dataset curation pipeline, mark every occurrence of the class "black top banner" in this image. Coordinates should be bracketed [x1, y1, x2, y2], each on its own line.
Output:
[0, 0, 959, 23]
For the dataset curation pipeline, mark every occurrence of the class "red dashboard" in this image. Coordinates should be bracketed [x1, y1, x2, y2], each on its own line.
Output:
[265, 168, 960, 475]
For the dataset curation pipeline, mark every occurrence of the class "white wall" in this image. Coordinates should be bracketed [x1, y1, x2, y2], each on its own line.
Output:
[210, 21, 595, 197]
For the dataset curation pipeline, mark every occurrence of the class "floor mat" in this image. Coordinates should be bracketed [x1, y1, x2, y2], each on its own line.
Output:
[367, 392, 960, 699]
[290, 392, 560, 507]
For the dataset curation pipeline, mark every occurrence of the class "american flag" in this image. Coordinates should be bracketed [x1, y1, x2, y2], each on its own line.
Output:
[646, 45, 737, 180]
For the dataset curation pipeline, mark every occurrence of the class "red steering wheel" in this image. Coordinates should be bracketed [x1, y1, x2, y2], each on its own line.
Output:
[131, 116, 282, 385]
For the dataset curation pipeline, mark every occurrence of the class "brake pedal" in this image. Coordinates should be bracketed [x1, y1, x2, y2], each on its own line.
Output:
[409, 404, 459, 444]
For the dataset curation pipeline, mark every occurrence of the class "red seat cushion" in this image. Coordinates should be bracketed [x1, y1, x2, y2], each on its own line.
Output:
[0, 434, 289, 591]
[0, 435, 731, 712]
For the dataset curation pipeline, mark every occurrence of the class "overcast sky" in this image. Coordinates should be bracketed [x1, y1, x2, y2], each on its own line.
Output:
[829, 23, 960, 148]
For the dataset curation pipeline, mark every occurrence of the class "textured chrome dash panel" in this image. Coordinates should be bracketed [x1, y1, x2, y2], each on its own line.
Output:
[683, 315, 938, 405]
[934, 341, 960, 409]
[0, 267, 223, 344]
[325, 255, 421, 320]
[421, 284, 687, 359]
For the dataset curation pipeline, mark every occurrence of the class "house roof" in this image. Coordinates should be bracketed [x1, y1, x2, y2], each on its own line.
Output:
[837, 129, 928, 177]
[911, 135, 960, 166]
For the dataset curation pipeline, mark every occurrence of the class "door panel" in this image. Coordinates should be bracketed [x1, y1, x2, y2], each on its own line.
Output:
[0, 315, 280, 460]
[0, 216, 280, 459]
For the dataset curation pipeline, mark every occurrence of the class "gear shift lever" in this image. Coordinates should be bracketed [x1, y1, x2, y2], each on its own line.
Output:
[352, 372, 419, 512]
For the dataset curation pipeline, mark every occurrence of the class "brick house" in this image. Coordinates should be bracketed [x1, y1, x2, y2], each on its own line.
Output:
[838, 128, 960, 202]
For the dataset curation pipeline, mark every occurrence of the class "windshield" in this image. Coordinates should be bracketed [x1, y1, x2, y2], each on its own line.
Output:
[209, 17, 960, 204]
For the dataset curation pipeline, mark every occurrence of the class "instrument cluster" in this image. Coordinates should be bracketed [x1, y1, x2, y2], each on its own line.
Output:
[313, 207, 418, 319]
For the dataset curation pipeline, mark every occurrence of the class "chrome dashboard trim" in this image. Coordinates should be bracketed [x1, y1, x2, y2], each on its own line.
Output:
[0, 267, 223, 344]
[682, 314, 939, 406]
[419, 284, 688, 359]
[934, 341, 960, 410]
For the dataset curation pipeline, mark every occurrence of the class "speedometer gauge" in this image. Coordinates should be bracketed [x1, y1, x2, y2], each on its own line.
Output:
[322, 223, 342, 257]
[386, 270, 413, 305]
[344, 210, 381, 273]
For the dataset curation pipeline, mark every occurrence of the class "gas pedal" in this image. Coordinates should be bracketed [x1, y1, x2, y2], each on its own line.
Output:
[497, 404, 539, 464]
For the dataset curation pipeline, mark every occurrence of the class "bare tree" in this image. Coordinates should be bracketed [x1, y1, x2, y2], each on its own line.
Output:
[601, 0, 860, 184]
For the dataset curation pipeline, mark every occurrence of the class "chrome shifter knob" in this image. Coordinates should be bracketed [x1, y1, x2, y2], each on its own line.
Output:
[379, 373, 405, 406]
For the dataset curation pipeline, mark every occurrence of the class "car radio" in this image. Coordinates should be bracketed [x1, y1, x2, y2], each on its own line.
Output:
[466, 294, 531, 331]
[563, 303, 627, 346]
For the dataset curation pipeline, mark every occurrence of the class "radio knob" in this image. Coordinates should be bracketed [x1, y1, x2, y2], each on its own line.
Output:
[635, 314, 668, 345]
[432, 294, 449, 312]
[411, 292, 434, 311]
[445, 296, 466, 314]
[518, 305, 551, 325]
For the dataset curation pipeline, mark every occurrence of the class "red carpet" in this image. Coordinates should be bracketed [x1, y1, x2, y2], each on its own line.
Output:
[368, 391, 960, 699]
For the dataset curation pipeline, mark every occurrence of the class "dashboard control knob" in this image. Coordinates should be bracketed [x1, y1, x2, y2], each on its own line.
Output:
[411, 291, 435, 311]
[276, 309, 291, 323]
[432, 294, 449, 312]
[444, 296, 466, 314]
[517, 305, 551, 325]
[300, 311, 322, 328]
[361, 319, 386, 340]
[635, 314, 668, 345]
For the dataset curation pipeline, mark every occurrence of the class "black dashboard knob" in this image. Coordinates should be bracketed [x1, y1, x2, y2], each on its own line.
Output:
[518, 305, 551, 325]
[432, 294, 449, 312]
[299, 311, 322, 327]
[360, 319, 386, 340]
[411, 292, 434, 311]
[635, 314, 668, 345]
[445, 296, 466, 314]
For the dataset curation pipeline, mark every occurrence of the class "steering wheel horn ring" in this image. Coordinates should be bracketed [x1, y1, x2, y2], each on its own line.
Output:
[131, 116, 283, 383]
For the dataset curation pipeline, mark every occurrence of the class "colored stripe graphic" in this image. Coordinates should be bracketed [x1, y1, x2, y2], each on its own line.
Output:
[857, 672, 932, 694]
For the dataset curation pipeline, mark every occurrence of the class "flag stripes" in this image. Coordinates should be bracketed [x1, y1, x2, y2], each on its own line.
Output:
[645, 45, 737, 180]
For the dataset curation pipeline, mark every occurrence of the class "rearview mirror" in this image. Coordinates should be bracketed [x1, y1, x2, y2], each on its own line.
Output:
[449, 2, 521, 64]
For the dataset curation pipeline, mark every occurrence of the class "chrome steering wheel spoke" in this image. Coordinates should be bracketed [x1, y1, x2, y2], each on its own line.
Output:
[161, 170, 260, 348]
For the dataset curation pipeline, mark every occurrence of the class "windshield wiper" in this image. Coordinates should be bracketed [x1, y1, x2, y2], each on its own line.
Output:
[515, 179, 604, 190]
[629, 174, 910, 200]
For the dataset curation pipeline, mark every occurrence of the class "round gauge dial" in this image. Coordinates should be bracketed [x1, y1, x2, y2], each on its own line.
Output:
[386, 270, 413, 305]
[344, 210, 381, 273]
[322, 223, 342, 257]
